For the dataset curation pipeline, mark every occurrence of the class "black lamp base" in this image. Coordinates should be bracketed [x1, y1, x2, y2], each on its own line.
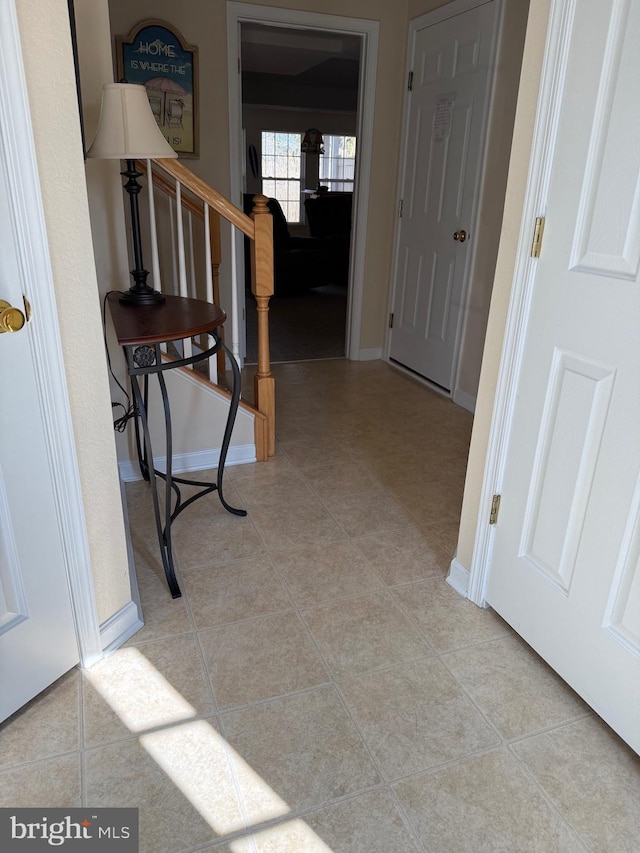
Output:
[120, 160, 165, 307]
[119, 286, 165, 306]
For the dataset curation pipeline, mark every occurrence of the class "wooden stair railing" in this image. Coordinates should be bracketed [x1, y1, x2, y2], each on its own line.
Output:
[136, 157, 275, 458]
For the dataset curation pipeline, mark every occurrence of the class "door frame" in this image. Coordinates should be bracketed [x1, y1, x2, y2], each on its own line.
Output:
[226, 1, 380, 361]
[385, 0, 504, 407]
[467, 0, 573, 606]
[0, 0, 102, 667]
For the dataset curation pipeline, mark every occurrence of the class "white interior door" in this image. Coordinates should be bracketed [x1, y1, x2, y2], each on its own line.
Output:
[0, 17, 80, 721]
[485, 0, 640, 753]
[0, 161, 79, 721]
[389, 0, 498, 391]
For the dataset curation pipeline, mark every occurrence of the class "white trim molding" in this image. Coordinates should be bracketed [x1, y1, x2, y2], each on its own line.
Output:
[357, 347, 383, 361]
[118, 443, 257, 482]
[447, 557, 471, 598]
[0, 0, 102, 667]
[452, 389, 477, 413]
[100, 602, 143, 655]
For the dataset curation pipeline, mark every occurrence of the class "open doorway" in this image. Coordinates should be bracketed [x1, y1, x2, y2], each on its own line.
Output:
[227, 3, 380, 366]
[240, 22, 360, 364]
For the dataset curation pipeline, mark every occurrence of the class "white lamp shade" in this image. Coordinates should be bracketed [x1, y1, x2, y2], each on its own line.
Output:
[87, 83, 177, 160]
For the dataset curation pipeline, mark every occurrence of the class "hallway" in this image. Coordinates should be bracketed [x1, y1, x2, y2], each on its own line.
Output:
[1, 360, 638, 851]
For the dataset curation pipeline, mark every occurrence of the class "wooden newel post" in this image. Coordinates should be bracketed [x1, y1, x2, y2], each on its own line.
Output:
[250, 195, 275, 456]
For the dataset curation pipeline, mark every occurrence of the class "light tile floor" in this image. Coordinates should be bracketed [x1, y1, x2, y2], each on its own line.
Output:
[2, 359, 639, 852]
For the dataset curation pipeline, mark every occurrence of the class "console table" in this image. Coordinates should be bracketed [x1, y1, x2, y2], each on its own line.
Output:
[108, 292, 246, 598]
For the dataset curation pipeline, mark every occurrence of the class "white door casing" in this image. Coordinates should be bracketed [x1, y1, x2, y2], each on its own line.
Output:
[226, 1, 379, 362]
[0, 0, 102, 721]
[389, 0, 501, 392]
[470, 0, 640, 753]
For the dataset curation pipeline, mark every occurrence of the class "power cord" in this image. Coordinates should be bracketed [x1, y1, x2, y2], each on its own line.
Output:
[102, 291, 137, 432]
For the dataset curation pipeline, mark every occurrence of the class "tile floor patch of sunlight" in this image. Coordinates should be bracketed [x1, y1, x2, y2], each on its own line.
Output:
[84, 647, 197, 730]
[229, 819, 335, 852]
[141, 721, 289, 834]
[86, 647, 334, 848]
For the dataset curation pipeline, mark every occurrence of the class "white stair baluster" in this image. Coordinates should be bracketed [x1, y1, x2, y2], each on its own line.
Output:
[187, 210, 196, 300]
[230, 227, 241, 368]
[203, 203, 216, 382]
[169, 196, 178, 295]
[175, 179, 192, 361]
[146, 159, 161, 294]
[166, 196, 182, 357]
[146, 160, 166, 355]
[204, 203, 213, 305]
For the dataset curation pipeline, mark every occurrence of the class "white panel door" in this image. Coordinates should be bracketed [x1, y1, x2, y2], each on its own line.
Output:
[389, 0, 498, 391]
[486, 0, 640, 753]
[0, 84, 79, 722]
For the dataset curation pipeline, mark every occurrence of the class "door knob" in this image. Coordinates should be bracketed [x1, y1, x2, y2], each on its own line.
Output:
[0, 299, 26, 333]
[453, 230, 468, 242]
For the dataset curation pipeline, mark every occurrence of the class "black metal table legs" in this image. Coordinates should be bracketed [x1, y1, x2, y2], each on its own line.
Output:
[126, 331, 246, 598]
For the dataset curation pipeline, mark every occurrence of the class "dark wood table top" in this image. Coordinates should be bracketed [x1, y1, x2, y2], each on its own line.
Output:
[108, 292, 226, 346]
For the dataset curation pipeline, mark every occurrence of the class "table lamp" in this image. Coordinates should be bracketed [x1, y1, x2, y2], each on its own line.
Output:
[87, 83, 177, 304]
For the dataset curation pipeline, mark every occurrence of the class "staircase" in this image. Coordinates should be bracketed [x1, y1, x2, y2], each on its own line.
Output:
[136, 157, 275, 461]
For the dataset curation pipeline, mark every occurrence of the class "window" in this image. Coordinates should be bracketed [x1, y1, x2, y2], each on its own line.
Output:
[261, 131, 303, 222]
[320, 135, 356, 192]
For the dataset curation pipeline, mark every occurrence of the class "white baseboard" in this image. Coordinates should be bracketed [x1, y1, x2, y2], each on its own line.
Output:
[118, 443, 257, 482]
[119, 471, 143, 617]
[452, 389, 477, 413]
[357, 347, 382, 361]
[447, 557, 470, 598]
[100, 601, 143, 654]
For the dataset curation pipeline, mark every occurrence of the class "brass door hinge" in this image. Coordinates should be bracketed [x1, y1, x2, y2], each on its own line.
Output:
[408, 71, 414, 91]
[489, 494, 501, 525]
[530, 216, 545, 258]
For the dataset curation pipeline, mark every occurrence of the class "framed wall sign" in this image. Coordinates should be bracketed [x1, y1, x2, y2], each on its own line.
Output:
[116, 20, 199, 158]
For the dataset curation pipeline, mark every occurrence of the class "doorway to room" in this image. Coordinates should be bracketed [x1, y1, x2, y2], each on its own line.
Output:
[240, 22, 360, 364]
[227, 3, 379, 365]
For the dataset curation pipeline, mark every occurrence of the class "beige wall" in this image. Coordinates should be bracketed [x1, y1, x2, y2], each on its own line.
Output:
[74, 0, 136, 469]
[108, 0, 410, 352]
[106, 0, 526, 378]
[75, 0, 131, 300]
[15, 0, 132, 624]
[101, 0, 550, 583]
[456, 0, 551, 568]
[108, 1, 229, 190]
[74, 0, 258, 467]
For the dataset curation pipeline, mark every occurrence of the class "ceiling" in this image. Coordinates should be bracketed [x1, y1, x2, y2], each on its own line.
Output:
[240, 23, 361, 92]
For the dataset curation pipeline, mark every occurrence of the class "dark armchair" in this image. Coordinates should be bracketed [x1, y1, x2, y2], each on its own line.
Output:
[304, 193, 353, 287]
[243, 194, 330, 296]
